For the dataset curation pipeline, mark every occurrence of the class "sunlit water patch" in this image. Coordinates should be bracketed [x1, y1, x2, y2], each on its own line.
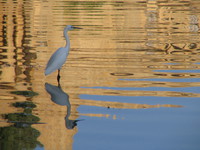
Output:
[154, 69, 200, 73]
[81, 86, 200, 94]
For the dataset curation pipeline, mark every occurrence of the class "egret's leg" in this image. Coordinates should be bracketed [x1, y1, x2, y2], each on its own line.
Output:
[57, 69, 61, 83]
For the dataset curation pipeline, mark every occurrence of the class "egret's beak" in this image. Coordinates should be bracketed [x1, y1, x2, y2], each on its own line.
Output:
[73, 26, 82, 29]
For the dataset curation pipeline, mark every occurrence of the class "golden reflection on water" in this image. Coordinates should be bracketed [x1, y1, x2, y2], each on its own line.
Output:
[1, 0, 200, 149]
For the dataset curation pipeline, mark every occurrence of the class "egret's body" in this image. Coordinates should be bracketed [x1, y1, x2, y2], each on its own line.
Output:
[45, 47, 68, 75]
[45, 25, 81, 81]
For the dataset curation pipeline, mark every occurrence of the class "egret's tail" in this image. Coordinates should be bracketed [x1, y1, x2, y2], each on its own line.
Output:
[45, 68, 51, 76]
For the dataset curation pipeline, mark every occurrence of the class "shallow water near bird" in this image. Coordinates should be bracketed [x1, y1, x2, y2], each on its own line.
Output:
[0, 0, 200, 150]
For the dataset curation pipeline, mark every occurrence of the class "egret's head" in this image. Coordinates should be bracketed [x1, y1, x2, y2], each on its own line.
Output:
[65, 25, 82, 31]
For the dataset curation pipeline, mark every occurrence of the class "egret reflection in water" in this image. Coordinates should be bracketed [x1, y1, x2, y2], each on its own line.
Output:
[45, 25, 82, 82]
[45, 83, 81, 129]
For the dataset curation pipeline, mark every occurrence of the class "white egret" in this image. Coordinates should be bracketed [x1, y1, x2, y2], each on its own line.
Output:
[45, 25, 82, 82]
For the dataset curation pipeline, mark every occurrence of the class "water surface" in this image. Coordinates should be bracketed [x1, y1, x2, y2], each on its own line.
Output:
[0, 0, 200, 150]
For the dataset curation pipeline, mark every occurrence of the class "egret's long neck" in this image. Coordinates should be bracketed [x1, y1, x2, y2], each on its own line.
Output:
[64, 29, 70, 48]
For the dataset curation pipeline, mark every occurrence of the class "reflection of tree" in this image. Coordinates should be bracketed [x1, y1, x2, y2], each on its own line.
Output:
[0, 101, 43, 150]
[0, 2, 37, 84]
[0, 126, 42, 150]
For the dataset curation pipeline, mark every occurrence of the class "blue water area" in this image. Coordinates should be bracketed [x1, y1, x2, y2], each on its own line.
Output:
[119, 78, 200, 82]
[35, 145, 44, 150]
[79, 94, 198, 106]
[163, 63, 181, 65]
[74, 97, 200, 150]
[81, 86, 200, 94]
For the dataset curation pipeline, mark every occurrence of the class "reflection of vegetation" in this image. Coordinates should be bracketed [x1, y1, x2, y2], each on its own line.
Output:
[10, 90, 38, 97]
[13, 101, 36, 108]
[59, 1, 106, 13]
[0, 126, 43, 150]
[4, 113, 40, 123]
[13, 101, 37, 114]
[68, 1, 105, 8]
[4, 101, 39, 123]
[0, 101, 43, 150]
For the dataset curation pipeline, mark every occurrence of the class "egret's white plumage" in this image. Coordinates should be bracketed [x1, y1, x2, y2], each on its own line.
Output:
[45, 47, 68, 75]
[45, 25, 82, 80]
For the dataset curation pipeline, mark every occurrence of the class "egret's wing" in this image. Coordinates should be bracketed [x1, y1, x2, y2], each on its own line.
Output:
[45, 47, 68, 75]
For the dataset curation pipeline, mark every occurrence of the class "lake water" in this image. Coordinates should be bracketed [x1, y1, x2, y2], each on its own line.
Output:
[0, 0, 200, 150]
